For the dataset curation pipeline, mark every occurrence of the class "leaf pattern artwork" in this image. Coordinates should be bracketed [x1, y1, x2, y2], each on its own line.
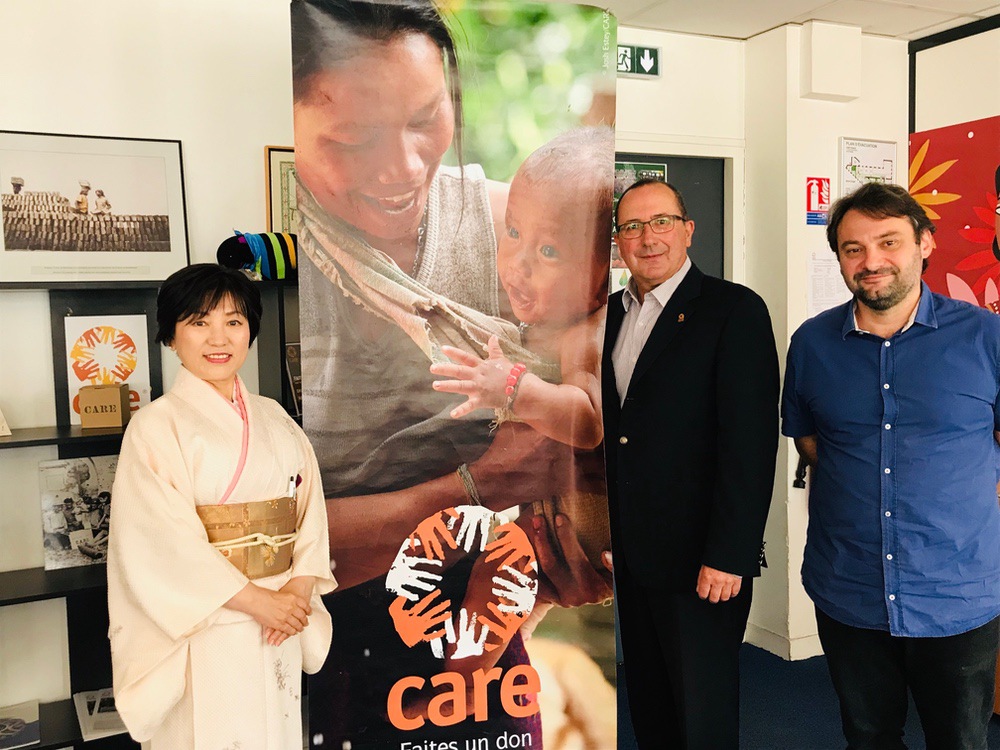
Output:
[908, 139, 961, 221]
[909, 117, 1000, 305]
[945, 274, 999, 313]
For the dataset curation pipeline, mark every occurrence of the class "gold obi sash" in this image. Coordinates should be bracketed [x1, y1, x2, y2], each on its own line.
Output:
[196, 498, 298, 580]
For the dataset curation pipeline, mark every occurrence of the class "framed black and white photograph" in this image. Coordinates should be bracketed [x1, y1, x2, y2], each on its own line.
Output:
[38, 455, 117, 570]
[0, 130, 189, 286]
[49, 287, 162, 427]
[265, 145, 297, 233]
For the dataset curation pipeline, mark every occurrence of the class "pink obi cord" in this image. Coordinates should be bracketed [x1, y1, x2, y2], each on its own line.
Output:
[217, 382, 250, 505]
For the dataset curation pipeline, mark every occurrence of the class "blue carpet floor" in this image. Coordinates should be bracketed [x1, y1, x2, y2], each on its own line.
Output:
[616, 644, 1000, 749]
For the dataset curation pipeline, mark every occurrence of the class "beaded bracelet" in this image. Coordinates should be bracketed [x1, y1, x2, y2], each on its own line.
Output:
[504, 362, 528, 413]
[456, 463, 482, 506]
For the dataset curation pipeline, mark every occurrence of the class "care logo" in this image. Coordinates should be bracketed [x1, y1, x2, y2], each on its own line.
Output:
[385, 506, 541, 730]
[70, 325, 138, 385]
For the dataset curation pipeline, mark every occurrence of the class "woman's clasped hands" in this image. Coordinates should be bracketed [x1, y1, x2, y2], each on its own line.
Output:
[226, 576, 316, 647]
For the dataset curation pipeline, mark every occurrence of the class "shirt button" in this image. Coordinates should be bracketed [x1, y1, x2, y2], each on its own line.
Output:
[884, 341, 891, 347]
[884, 468, 891, 474]
[884, 424, 891, 430]
[885, 511, 891, 517]
[886, 554, 893, 560]
[619, 436, 628, 445]
[883, 384, 889, 389]
[889, 594, 896, 601]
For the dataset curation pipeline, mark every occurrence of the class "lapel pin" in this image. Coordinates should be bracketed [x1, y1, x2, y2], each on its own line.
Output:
[677, 313, 685, 323]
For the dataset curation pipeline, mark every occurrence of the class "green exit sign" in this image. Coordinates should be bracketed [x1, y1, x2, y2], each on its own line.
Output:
[617, 45, 659, 77]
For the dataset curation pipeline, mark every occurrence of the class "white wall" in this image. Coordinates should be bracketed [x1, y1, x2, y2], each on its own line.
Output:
[615, 28, 747, 281]
[616, 29, 744, 143]
[743, 26, 792, 656]
[914, 26, 1000, 131]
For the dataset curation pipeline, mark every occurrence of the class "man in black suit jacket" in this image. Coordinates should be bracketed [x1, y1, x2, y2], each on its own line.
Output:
[604, 179, 779, 749]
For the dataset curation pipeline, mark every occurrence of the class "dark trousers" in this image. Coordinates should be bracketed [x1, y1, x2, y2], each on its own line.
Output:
[616, 571, 753, 750]
[815, 607, 1000, 750]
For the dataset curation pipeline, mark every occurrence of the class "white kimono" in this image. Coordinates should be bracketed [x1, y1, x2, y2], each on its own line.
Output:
[107, 366, 337, 749]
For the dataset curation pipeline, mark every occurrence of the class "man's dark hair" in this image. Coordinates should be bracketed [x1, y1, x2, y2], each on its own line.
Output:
[155, 264, 263, 346]
[826, 182, 935, 255]
[615, 178, 689, 228]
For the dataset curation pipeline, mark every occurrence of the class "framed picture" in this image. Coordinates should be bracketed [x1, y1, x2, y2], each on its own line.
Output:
[266, 145, 297, 233]
[49, 288, 162, 427]
[0, 130, 189, 287]
[839, 136, 897, 197]
[285, 341, 302, 417]
[38, 455, 117, 570]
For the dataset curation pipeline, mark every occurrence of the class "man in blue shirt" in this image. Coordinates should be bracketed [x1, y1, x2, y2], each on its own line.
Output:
[783, 182, 1000, 749]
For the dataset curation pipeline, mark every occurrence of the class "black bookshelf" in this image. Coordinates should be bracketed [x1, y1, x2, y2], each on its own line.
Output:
[37, 699, 81, 750]
[0, 566, 107, 607]
[0, 426, 125, 451]
[35, 699, 136, 749]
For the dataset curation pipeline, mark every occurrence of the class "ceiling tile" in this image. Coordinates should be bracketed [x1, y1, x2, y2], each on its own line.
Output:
[876, 0, 1000, 13]
[902, 15, 982, 39]
[793, 0, 959, 36]
[621, 0, 829, 38]
[604, 0, 995, 38]
[601, 0, 662, 23]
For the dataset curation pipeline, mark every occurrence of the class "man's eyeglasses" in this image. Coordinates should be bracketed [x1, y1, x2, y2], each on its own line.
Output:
[616, 214, 686, 239]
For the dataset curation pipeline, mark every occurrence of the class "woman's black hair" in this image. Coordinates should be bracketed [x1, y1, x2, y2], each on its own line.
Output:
[155, 264, 262, 346]
[290, 0, 464, 163]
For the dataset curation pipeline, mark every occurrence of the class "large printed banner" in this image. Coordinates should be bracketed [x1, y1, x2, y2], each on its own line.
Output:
[291, 1, 617, 748]
[909, 115, 1000, 310]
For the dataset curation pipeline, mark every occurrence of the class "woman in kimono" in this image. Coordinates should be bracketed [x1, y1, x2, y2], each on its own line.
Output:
[107, 263, 337, 749]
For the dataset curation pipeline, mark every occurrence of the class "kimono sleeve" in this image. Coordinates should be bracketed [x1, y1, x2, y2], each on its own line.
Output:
[109, 418, 250, 640]
[289, 424, 337, 597]
[108, 413, 250, 739]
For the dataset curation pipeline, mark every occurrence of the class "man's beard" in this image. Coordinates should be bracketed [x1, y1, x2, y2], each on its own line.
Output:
[852, 269, 914, 311]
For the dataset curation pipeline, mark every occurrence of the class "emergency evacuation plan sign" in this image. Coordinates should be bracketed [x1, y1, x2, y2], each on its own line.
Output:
[617, 45, 660, 77]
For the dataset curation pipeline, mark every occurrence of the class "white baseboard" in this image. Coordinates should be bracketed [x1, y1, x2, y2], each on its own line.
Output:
[745, 622, 823, 661]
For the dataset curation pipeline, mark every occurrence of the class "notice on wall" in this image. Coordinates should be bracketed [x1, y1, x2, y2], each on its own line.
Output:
[839, 137, 896, 197]
[808, 248, 852, 318]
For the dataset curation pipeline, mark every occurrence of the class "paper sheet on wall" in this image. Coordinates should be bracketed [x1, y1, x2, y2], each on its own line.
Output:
[808, 249, 851, 318]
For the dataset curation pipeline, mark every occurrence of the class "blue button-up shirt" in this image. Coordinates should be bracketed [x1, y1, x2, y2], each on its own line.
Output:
[782, 284, 1000, 637]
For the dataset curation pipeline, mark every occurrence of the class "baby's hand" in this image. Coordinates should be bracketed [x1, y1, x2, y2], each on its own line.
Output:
[430, 335, 515, 419]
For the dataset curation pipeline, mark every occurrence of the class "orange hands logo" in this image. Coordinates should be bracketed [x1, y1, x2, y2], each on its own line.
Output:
[388, 590, 452, 648]
[388, 506, 537, 659]
[484, 522, 536, 570]
[478, 602, 527, 653]
[69, 325, 138, 385]
[408, 508, 459, 561]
